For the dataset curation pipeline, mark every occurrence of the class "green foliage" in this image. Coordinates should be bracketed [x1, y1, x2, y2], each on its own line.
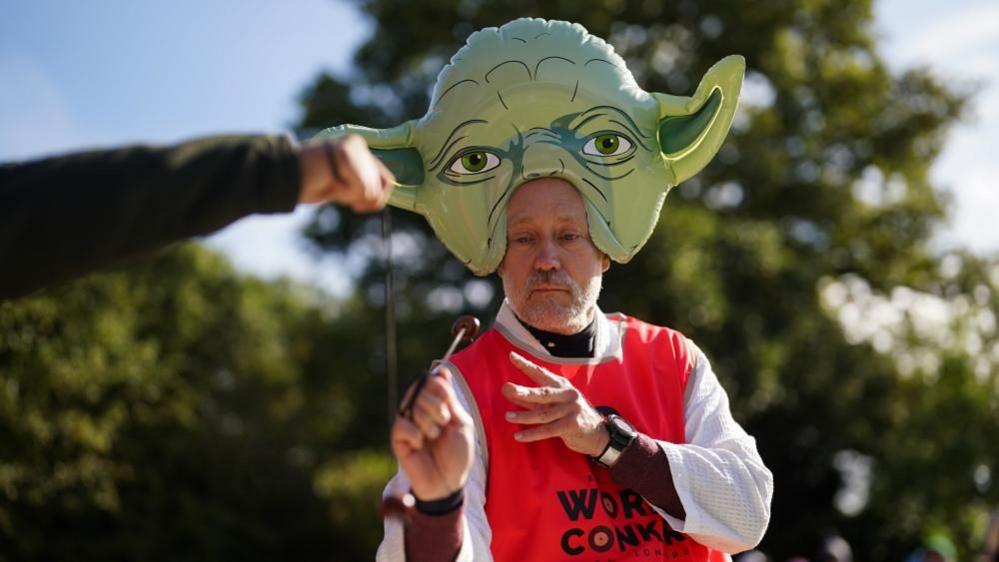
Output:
[0, 246, 391, 560]
[314, 449, 397, 559]
[295, 0, 999, 558]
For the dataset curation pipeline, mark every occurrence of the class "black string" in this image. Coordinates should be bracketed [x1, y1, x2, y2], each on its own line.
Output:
[383, 208, 398, 427]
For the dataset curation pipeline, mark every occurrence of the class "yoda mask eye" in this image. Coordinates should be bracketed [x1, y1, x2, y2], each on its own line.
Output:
[316, 18, 745, 275]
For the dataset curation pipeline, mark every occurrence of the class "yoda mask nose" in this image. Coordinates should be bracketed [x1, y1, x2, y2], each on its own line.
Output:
[316, 18, 744, 275]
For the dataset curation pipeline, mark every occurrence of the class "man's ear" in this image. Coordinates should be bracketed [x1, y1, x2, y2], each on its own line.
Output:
[601, 253, 611, 273]
[314, 121, 424, 211]
[652, 55, 745, 186]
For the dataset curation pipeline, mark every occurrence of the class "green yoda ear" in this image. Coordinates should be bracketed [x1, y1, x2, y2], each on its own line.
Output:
[314, 121, 424, 211]
[653, 55, 745, 186]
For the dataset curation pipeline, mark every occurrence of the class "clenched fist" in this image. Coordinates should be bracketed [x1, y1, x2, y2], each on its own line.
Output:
[298, 134, 395, 212]
[391, 367, 475, 501]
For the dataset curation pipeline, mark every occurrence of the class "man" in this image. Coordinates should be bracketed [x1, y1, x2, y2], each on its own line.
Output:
[378, 177, 772, 561]
[314, 17, 772, 560]
[0, 133, 393, 299]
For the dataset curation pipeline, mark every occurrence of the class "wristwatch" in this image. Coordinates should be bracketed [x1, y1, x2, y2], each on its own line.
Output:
[593, 406, 638, 468]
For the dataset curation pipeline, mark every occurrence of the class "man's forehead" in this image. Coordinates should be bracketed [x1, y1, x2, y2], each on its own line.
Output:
[507, 181, 587, 223]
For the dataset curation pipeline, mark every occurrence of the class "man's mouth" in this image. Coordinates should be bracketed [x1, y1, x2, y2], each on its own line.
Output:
[530, 285, 569, 294]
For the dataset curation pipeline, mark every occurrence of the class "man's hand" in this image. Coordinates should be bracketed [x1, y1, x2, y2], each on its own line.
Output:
[298, 134, 395, 212]
[391, 367, 474, 501]
[502, 352, 610, 457]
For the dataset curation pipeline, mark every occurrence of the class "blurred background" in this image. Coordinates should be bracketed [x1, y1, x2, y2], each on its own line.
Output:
[1, 0, 998, 560]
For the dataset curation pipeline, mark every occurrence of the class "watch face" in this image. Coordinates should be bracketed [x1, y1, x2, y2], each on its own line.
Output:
[610, 416, 636, 435]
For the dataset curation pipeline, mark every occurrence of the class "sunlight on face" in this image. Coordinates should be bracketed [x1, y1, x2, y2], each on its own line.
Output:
[498, 179, 609, 334]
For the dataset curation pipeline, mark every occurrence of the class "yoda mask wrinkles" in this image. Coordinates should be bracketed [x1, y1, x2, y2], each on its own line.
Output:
[317, 18, 745, 275]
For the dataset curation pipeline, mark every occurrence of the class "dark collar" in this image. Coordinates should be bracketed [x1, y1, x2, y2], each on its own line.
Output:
[516, 315, 597, 358]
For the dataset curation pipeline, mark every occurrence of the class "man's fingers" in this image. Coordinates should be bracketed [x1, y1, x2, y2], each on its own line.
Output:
[500, 382, 546, 407]
[350, 157, 384, 212]
[391, 415, 425, 453]
[332, 138, 364, 188]
[376, 157, 395, 186]
[510, 352, 562, 387]
[506, 402, 574, 425]
[354, 140, 392, 210]
[409, 368, 466, 439]
[501, 381, 576, 406]
[374, 159, 395, 207]
[415, 388, 451, 427]
[412, 404, 442, 440]
[364, 155, 391, 200]
[353, 167, 392, 212]
[326, 135, 388, 212]
[513, 417, 572, 443]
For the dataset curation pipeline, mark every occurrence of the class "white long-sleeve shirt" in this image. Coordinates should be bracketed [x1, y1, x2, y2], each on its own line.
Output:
[377, 301, 773, 561]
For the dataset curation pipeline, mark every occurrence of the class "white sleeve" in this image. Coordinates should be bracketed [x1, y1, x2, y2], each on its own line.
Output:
[648, 341, 773, 553]
[375, 378, 493, 562]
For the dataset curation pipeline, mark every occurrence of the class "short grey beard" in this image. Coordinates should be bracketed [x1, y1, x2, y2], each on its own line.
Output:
[505, 269, 602, 335]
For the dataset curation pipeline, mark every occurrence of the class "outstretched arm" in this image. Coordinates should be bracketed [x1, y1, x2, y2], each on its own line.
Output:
[0, 133, 392, 299]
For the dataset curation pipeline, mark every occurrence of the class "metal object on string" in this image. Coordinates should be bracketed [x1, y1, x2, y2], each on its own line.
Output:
[439, 315, 481, 366]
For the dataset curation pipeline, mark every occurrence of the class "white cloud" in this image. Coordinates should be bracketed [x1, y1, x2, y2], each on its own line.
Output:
[888, 4, 999, 66]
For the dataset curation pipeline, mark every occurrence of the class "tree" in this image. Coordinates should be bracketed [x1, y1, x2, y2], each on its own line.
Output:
[295, 0, 998, 558]
[0, 246, 395, 561]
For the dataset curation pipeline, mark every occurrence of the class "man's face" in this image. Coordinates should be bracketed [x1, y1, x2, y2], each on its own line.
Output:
[498, 178, 610, 335]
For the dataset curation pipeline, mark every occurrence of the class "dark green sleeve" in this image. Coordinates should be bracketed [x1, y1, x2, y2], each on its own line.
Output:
[0, 134, 301, 299]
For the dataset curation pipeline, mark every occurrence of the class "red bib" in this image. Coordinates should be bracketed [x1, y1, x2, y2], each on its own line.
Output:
[451, 314, 727, 562]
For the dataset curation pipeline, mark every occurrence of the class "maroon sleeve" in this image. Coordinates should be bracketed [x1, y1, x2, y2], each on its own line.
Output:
[608, 433, 686, 520]
[404, 503, 465, 562]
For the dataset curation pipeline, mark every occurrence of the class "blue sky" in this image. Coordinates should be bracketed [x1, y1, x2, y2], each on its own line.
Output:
[2, 0, 996, 294]
[0, 0, 367, 154]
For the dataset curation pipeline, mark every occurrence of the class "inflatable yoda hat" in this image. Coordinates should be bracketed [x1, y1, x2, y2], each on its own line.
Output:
[317, 18, 744, 275]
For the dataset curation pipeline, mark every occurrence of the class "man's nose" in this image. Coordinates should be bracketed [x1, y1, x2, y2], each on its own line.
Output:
[534, 237, 561, 271]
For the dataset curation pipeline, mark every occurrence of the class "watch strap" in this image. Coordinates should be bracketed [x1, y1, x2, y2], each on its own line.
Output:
[592, 410, 637, 468]
[595, 439, 625, 467]
[413, 488, 464, 516]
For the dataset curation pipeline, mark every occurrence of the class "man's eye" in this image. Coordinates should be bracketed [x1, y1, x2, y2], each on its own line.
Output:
[582, 134, 633, 157]
[561, 233, 580, 241]
[512, 235, 533, 244]
[449, 151, 501, 175]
